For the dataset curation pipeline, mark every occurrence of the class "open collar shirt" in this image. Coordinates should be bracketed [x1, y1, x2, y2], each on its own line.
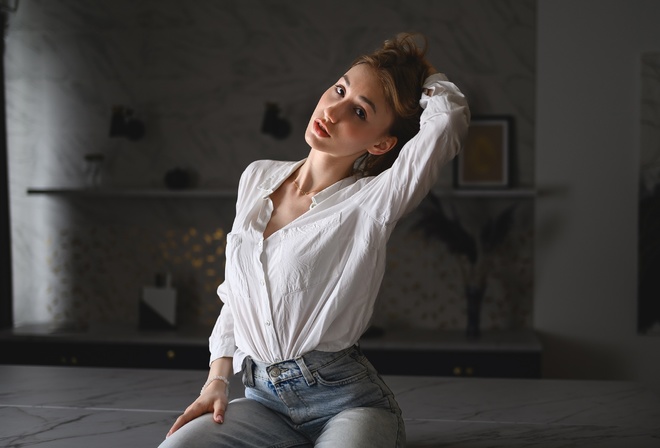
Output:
[210, 73, 470, 373]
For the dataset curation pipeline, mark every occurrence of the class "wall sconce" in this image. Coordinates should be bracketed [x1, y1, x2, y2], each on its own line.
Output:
[261, 102, 291, 140]
[109, 105, 145, 141]
[0, 0, 19, 12]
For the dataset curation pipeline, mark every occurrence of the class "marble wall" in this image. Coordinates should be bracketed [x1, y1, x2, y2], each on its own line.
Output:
[5, 0, 536, 333]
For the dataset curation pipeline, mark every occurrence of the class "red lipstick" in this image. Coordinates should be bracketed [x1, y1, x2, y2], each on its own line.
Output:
[313, 119, 330, 138]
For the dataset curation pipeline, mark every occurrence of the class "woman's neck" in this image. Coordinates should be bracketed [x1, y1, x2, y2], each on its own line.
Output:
[293, 152, 355, 195]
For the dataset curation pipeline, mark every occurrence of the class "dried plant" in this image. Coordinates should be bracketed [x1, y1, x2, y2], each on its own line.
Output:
[413, 192, 517, 289]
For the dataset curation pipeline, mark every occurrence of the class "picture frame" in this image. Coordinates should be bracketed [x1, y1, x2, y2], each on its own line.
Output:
[454, 116, 512, 188]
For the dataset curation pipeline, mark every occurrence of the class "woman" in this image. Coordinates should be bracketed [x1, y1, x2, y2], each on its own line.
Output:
[160, 32, 469, 448]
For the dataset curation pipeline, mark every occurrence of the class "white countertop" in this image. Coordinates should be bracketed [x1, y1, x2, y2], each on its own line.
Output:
[1, 364, 658, 447]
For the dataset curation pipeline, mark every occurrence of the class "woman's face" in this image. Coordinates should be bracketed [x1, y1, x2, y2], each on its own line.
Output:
[305, 64, 397, 162]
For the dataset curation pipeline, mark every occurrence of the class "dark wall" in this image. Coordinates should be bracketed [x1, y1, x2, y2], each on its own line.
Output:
[1, 10, 12, 329]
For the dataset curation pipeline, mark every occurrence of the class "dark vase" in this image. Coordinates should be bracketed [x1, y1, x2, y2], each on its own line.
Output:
[466, 283, 485, 339]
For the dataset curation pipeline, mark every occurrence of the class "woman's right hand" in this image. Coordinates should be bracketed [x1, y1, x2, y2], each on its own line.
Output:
[166, 380, 229, 438]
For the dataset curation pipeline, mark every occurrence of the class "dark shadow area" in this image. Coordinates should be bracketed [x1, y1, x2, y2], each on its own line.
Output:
[1, 9, 13, 330]
[638, 183, 660, 334]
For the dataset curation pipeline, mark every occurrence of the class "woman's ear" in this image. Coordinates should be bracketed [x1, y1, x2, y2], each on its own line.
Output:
[368, 136, 398, 156]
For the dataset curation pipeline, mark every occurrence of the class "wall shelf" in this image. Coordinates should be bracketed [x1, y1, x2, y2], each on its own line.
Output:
[433, 188, 536, 198]
[26, 187, 536, 199]
[26, 187, 238, 199]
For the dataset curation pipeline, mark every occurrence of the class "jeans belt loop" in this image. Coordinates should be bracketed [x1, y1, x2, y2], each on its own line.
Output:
[294, 355, 316, 386]
[242, 356, 255, 388]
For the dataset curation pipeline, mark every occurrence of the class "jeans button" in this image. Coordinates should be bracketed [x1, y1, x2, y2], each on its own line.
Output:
[269, 367, 281, 378]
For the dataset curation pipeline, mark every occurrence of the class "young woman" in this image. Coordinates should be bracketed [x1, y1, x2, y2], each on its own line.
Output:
[159, 32, 470, 448]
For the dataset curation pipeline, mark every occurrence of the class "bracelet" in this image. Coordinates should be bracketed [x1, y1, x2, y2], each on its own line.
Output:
[200, 375, 230, 395]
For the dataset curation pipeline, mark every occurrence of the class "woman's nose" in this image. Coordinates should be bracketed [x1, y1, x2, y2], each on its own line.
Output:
[323, 102, 343, 123]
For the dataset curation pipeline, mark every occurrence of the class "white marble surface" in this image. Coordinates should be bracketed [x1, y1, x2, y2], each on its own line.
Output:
[1, 365, 658, 447]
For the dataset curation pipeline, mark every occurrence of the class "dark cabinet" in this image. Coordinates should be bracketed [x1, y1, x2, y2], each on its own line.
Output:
[1, 326, 541, 378]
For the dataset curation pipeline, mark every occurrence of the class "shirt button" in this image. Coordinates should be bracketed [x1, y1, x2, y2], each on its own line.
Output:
[258, 241, 263, 248]
[265, 321, 271, 326]
[260, 279, 265, 285]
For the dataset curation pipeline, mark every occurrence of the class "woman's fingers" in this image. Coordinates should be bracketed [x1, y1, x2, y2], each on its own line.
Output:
[213, 396, 228, 423]
[166, 402, 208, 437]
[213, 408, 225, 423]
[166, 413, 191, 437]
[165, 395, 229, 438]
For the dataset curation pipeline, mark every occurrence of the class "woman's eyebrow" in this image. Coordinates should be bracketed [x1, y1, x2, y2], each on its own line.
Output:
[342, 74, 377, 114]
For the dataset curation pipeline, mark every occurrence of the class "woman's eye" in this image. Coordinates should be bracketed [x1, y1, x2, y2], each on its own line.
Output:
[334, 85, 345, 96]
[355, 108, 366, 120]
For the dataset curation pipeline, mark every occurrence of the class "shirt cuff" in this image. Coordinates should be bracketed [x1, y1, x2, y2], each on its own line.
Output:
[419, 73, 469, 120]
[209, 336, 236, 366]
[422, 73, 449, 94]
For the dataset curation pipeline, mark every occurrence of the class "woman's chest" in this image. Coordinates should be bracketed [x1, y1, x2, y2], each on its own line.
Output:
[227, 211, 349, 298]
[262, 188, 312, 240]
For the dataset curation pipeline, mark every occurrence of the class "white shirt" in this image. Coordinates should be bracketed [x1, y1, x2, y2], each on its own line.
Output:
[210, 73, 470, 373]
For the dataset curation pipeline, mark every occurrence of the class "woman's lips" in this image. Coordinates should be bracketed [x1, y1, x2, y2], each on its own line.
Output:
[313, 119, 330, 138]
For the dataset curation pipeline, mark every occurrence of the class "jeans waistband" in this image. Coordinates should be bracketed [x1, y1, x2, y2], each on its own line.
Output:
[242, 345, 359, 388]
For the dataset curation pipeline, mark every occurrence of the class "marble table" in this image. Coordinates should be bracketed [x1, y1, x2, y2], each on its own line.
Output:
[0, 364, 658, 447]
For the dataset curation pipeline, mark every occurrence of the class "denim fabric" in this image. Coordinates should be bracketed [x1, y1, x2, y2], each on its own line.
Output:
[243, 345, 405, 443]
[158, 346, 405, 448]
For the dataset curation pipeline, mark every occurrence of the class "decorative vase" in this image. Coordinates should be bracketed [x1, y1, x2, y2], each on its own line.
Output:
[84, 153, 105, 189]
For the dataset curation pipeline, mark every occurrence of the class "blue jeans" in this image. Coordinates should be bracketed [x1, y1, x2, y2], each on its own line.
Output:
[159, 345, 405, 447]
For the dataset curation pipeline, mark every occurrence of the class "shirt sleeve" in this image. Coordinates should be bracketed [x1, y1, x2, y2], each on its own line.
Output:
[208, 164, 257, 366]
[208, 281, 236, 365]
[364, 73, 471, 223]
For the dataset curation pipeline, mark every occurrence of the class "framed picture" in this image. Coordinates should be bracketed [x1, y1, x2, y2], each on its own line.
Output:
[454, 116, 512, 188]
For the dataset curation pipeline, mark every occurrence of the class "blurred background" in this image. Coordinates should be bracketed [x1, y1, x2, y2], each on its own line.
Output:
[1, 0, 659, 394]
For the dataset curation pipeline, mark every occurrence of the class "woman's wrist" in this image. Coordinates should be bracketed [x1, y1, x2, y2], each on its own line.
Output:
[200, 375, 230, 396]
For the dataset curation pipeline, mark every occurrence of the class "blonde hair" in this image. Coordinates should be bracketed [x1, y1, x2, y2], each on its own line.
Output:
[352, 33, 435, 177]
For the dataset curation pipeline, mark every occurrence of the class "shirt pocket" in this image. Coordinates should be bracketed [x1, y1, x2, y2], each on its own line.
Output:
[275, 212, 343, 296]
[224, 232, 251, 299]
